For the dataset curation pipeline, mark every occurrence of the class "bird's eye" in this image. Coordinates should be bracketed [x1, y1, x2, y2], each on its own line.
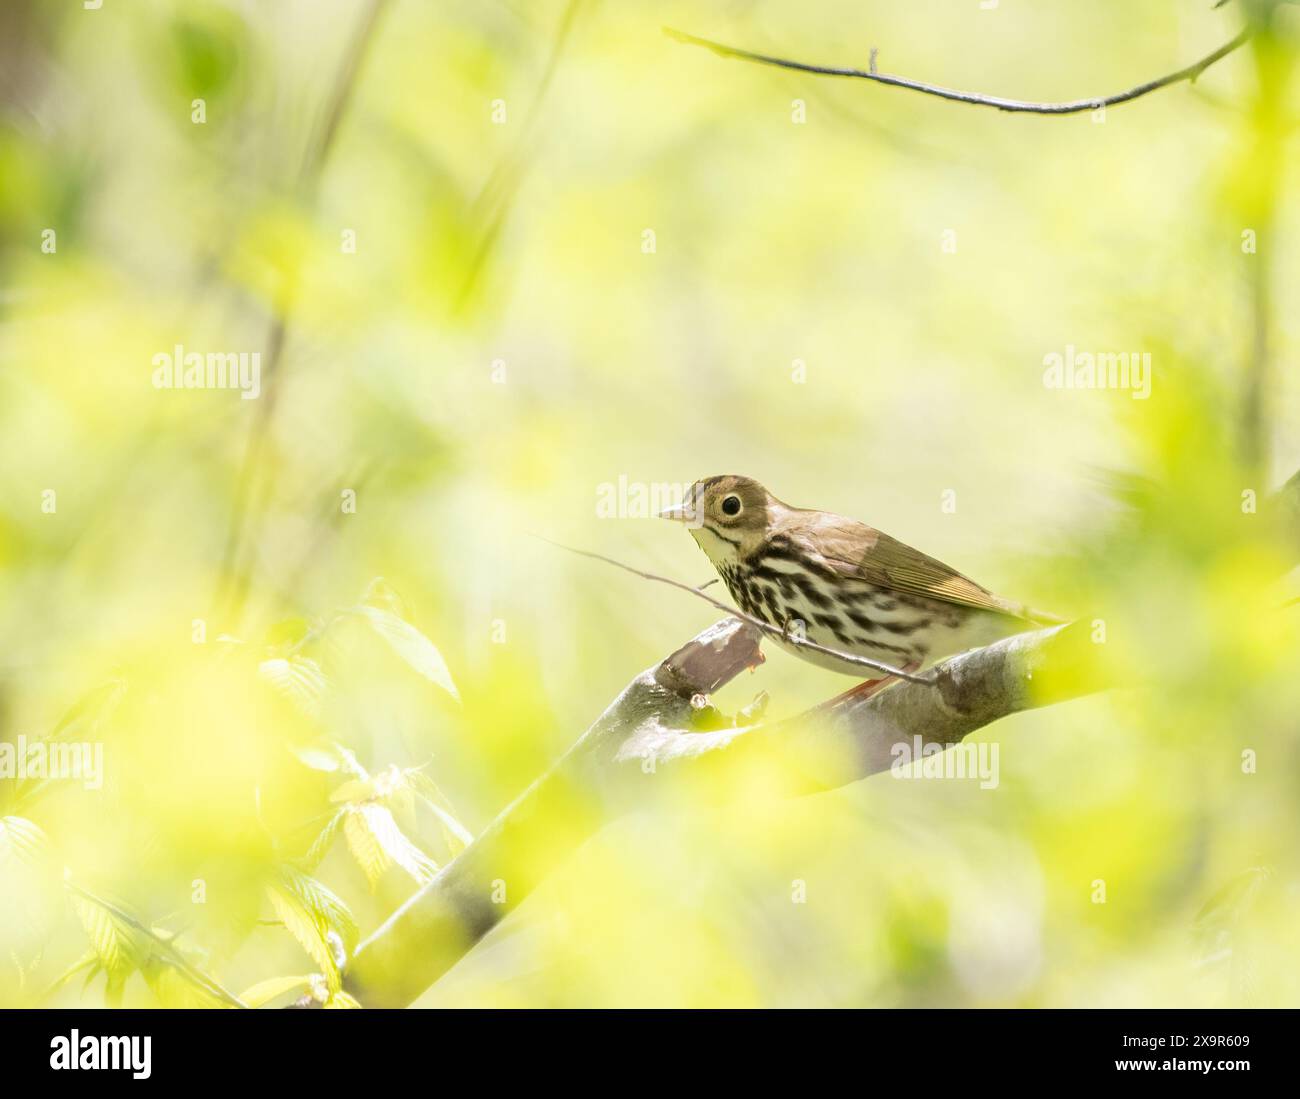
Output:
[721, 494, 742, 517]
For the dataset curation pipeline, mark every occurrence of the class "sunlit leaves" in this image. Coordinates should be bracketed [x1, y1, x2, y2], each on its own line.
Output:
[140, 956, 232, 1010]
[258, 655, 329, 719]
[0, 816, 48, 869]
[345, 803, 438, 889]
[12, 679, 126, 810]
[64, 890, 233, 1008]
[354, 605, 460, 701]
[238, 973, 316, 1008]
[302, 809, 346, 871]
[71, 894, 148, 977]
[303, 757, 470, 886]
[266, 868, 357, 994]
[342, 807, 388, 889]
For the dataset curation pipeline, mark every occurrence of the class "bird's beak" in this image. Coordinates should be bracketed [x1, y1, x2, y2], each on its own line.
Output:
[659, 492, 701, 525]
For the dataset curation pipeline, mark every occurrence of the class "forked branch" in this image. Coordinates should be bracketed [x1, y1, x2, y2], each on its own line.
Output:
[344, 468, 1300, 1006]
[344, 614, 1100, 1006]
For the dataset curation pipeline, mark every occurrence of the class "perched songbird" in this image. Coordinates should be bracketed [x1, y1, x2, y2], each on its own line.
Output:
[660, 475, 1059, 678]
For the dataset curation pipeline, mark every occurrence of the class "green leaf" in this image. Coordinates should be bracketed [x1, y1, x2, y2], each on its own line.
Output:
[0, 816, 49, 868]
[71, 893, 148, 975]
[259, 655, 328, 718]
[104, 969, 127, 1009]
[286, 870, 358, 950]
[302, 810, 346, 870]
[289, 743, 343, 772]
[266, 884, 337, 993]
[360, 576, 410, 618]
[358, 804, 438, 885]
[325, 990, 361, 1009]
[267, 869, 358, 994]
[16, 680, 126, 808]
[50, 678, 127, 741]
[355, 605, 459, 701]
[407, 771, 474, 851]
[344, 808, 389, 889]
[330, 778, 378, 803]
[140, 958, 231, 1009]
[44, 951, 100, 1002]
[238, 974, 315, 1008]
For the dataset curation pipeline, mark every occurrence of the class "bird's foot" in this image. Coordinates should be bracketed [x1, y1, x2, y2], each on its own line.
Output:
[826, 661, 921, 707]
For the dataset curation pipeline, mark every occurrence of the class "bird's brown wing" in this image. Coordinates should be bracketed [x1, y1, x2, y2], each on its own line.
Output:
[786, 515, 1044, 621]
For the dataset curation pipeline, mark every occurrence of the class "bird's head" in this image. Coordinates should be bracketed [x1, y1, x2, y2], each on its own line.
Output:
[660, 474, 780, 565]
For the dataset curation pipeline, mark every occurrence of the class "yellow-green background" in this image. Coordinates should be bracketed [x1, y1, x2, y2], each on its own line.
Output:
[1, 0, 1298, 1007]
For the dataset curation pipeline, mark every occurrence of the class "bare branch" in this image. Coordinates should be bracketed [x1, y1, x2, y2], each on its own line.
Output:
[344, 615, 1100, 1006]
[599, 618, 1104, 807]
[346, 468, 1300, 1005]
[665, 26, 1251, 115]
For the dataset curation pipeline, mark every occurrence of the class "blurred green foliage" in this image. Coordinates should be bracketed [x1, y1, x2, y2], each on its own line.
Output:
[1, 0, 1299, 1007]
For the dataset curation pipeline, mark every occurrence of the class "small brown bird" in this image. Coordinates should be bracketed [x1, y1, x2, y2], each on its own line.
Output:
[660, 475, 1059, 679]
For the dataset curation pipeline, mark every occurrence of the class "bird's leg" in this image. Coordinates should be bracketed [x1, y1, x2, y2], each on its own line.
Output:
[825, 661, 922, 707]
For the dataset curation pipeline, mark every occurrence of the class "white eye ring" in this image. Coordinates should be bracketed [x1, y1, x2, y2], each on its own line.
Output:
[721, 494, 742, 517]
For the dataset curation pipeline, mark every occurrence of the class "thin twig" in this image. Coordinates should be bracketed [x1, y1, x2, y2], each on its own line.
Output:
[665, 26, 1251, 115]
[215, 0, 391, 623]
[65, 882, 248, 1009]
[542, 538, 935, 685]
[458, 0, 588, 308]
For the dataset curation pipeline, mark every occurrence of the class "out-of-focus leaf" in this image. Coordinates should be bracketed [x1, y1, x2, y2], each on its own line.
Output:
[259, 655, 328, 718]
[1194, 866, 1272, 964]
[265, 617, 314, 651]
[49, 678, 127, 742]
[71, 893, 148, 975]
[325, 990, 361, 1008]
[104, 970, 127, 1009]
[168, 10, 247, 99]
[45, 951, 100, 1001]
[16, 680, 126, 807]
[141, 957, 231, 1009]
[330, 778, 378, 804]
[238, 973, 315, 1008]
[0, 816, 49, 868]
[407, 770, 474, 851]
[354, 605, 459, 701]
[289, 743, 342, 772]
[303, 810, 346, 870]
[361, 577, 411, 618]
